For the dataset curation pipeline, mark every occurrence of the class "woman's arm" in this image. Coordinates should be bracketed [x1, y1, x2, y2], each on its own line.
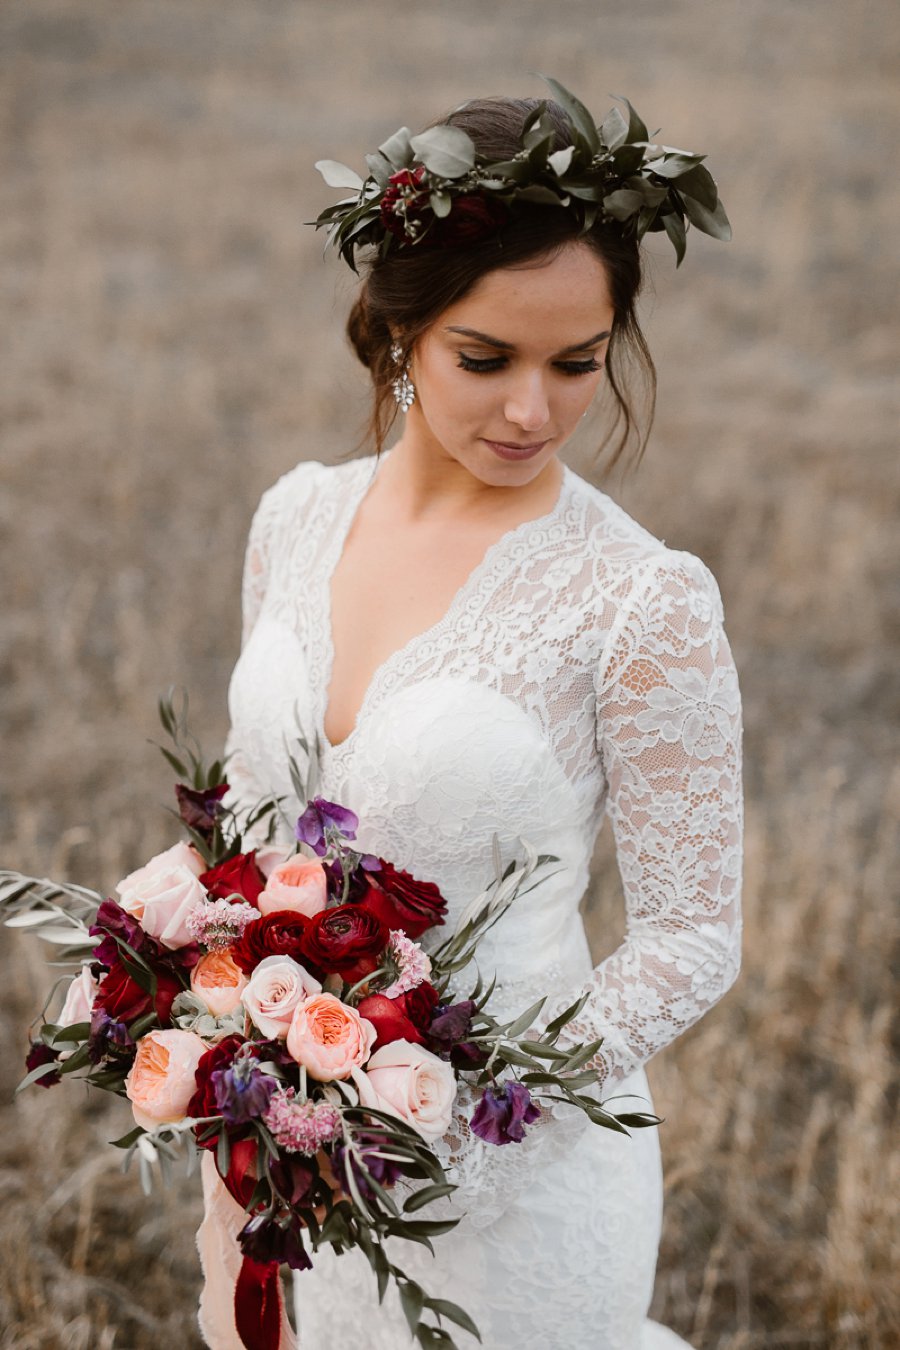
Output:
[556, 550, 743, 1090]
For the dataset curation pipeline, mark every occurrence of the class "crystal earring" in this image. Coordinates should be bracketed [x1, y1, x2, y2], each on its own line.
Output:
[390, 341, 416, 412]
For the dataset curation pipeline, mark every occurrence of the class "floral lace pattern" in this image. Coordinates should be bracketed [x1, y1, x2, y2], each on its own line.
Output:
[224, 454, 743, 1349]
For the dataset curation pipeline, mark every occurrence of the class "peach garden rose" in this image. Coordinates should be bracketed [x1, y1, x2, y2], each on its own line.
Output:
[286, 992, 376, 1081]
[257, 855, 328, 920]
[190, 948, 248, 1016]
[125, 1028, 207, 1130]
[116, 840, 207, 950]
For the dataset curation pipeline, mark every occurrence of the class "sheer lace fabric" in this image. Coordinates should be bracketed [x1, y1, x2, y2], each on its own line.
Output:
[224, 454, 743, 1349]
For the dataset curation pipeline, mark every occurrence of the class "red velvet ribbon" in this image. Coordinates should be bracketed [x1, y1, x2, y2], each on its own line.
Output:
[219, 1140, 287, 1350]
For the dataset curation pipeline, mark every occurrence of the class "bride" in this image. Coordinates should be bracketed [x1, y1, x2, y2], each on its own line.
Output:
[222, 83, 742, 1350]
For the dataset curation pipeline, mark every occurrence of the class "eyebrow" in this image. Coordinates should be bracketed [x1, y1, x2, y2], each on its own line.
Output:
[445, 325, 611, 354]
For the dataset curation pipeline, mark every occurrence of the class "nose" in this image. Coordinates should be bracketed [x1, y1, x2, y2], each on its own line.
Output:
[503, 370, 550, 434]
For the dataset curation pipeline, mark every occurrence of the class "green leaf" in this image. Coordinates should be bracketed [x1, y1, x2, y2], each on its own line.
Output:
[430, 191, 452, 219]
[503, 998, 546, 1038]
[679, 189, 732, 241]
[673, 161, 718, 209]
[647, 151, 706, 179]
[541, 991, 590, 1040]
[409, 126, 475, 179]
[609, 94, 649, 144]
[601, 107, 629, 151]
[662, 209, 687, 267]
[16, 1059, 63, 1092]
[548, 145, 575, 176]
[315, 159, 365, 190]
[399, 1279, 426, 1336]
[603, 188, 646, 221]
[365, 152, 393, 188]
[216, 1128, 231, 1178]
[614, 1111, 663, 1128]
[541, 76, 600, 153]
[403, 1182, 457, 1213]
[109, 1126, 144, 1149]
[48, 1020, 90, 1045]
[378, 126, 414, 169]
[58, 1041, 92, 1074]
[426, 1297, 482, 1341]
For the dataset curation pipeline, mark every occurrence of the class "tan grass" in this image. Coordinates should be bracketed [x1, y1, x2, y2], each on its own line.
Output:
[1, 1, 898, 1345]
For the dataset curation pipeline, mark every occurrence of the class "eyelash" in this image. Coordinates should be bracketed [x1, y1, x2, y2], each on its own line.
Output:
[456, 354, 602, 377]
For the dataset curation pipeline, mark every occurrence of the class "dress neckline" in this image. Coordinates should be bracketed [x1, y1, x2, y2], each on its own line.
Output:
[318, 452, 573, 755]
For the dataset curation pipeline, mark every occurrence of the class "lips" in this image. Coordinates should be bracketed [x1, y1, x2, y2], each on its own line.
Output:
[483, 438, 550, 462]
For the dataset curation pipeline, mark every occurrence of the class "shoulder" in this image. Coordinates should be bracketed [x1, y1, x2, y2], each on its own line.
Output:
[247, 456, 368, 544]
[566, 468, 725, 624]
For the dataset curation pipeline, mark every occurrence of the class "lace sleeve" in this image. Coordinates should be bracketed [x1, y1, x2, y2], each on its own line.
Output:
[553, 550, 744, 1089]
[430, 553, 742, 1229]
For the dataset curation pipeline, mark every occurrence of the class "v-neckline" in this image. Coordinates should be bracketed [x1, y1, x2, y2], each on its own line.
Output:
[318, 452, 572, 755]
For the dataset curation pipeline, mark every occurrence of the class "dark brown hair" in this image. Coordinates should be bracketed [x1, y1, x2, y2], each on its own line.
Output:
[345, 96, 657, 472]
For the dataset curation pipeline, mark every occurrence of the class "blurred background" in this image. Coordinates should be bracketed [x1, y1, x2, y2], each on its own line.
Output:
[1, 1, 897, 1346]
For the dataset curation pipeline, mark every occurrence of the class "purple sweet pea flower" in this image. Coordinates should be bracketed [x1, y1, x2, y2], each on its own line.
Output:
[211, 1052, 277, 1126]
[238, 1212, 313, 1271]
[295, 797, 359, 856]
[175, 782, 229, 838]
[89, 898, 158, 967]
[470, 1082, 541, 1146]
[88, 1006, 135, 1063]
[426, 1000, 477, 1059]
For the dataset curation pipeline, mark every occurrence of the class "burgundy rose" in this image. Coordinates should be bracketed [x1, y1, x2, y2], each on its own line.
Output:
[301, 905, 388, 984]
[25, 1041, 62, 1088]
[187, 1034, 247, 1144]
[199, 852, 266, 907]
[356, 862, 447, 940]
[435, 193, 509, 247]
[379, 166, 430, 240]
[357, 982, 439, 1050]
[231, 911, 313, 977]
[175, 782, 229, 838]
[93, 959, 182, 1025]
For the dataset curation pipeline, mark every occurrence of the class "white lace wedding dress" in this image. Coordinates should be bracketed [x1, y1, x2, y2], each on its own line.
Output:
[224, 451, 743, 1350]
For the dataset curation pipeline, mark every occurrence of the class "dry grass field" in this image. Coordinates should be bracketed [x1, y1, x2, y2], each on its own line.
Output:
[1, 1, 898, 1346]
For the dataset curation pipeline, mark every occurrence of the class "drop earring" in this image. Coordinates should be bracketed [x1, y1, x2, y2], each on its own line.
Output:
[390, 342, 416, 412]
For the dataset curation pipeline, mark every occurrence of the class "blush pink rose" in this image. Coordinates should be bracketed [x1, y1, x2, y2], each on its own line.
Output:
[352, 1038, 456, 1141]
[241, 955, 322, 1039]
[286, 993, 376, 1081]
[125, 1028, 207, 1130]
[190, 948, 248, 1016]
[116, 841, 207, 949]
[254, 844, 291, 879]
[257, 856, 328, 919]
[58, 965, 99, 1026]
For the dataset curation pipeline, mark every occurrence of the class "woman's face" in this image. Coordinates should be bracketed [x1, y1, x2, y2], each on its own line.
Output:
[403, 240, 616, 488]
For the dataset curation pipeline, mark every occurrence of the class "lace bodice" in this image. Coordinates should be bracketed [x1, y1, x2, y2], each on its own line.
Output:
[224, 451, 743, 1234]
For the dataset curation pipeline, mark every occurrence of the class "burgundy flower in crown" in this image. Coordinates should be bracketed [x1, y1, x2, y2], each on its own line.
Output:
[380, 166, 432, 241]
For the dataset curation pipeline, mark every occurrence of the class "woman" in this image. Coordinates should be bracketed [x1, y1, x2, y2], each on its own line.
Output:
[223, 85, 742, 1350]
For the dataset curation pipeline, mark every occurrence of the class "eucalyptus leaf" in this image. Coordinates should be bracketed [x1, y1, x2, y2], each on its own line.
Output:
[425, 1297, 482, 1341]
[400, 1280, 426, 1336]
[646, 151, 706, 179]
[680, 190, 732, 241]
[662, 209, 687, 266]
[409, 126, 476, 179]
[403, 1181, 457, 1213]
[610, 94, 649, 144]
[548, 145, 575, 176]
[315, 159, 364, 190]
[541, 76, 600, 153]
[378, 126, 414, 170]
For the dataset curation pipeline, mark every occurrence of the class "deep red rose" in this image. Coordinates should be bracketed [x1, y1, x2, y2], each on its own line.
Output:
[93, 959, 182, 1025]
[357, 981, 439, 1050]
[356, 862, 447, 940]
[25, 1041, 62, 1088]
[187, 1034, 246, 1146]
[301, 904, 388, 984]
[231, 910, 313, 976]
[379, 166, 430, 239]
[435, 193, 508, 247]
[199, 852, 266, 907]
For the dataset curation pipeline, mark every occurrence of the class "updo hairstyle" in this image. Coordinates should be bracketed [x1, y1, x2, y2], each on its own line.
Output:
[346, 96, 657, 471]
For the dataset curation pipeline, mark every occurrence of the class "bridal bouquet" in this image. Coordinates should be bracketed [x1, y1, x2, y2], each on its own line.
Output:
[2, 695, 658, 1350]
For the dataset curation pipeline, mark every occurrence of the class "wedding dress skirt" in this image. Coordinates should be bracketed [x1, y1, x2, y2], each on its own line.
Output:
[225, 453, 741, 1350]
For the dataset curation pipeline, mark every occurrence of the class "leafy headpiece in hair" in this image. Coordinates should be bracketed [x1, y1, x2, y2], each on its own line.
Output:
[313, 76, 731, 271]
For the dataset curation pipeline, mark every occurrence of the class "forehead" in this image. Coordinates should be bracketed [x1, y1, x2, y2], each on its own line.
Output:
[438, 241, 614, 346]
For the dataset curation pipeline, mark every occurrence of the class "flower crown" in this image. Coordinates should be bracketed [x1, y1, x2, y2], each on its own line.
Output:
[313, 76, 731, 272]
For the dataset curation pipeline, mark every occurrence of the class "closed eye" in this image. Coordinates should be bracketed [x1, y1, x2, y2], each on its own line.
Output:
[457, 354, 602, 376]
